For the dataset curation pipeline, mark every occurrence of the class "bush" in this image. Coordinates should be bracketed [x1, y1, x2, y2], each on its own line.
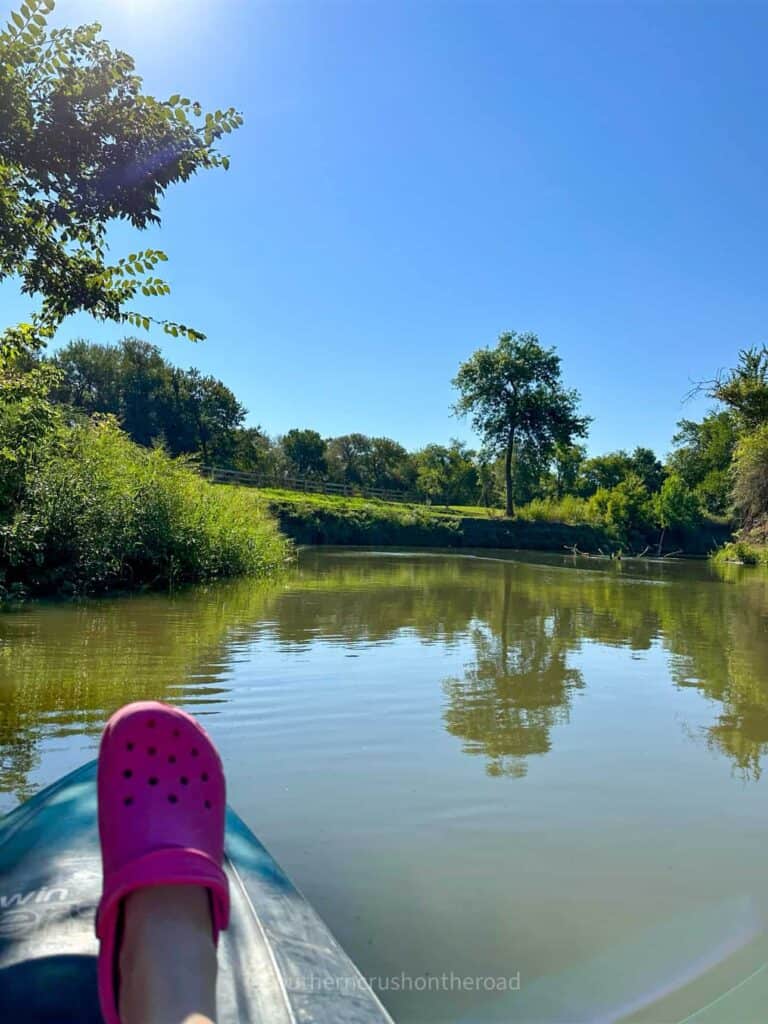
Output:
[653, 474, 701, 532]
[518, 495, 592, 525]
[585, 475, 651, 537]
[2, 418, 290, 594]
[712, 541, 765, 567]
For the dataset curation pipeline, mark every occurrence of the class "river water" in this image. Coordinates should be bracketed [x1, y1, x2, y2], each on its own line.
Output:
[1, 548, 767, 1023]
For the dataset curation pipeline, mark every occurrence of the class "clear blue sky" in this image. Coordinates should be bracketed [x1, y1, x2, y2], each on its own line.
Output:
[6, 0, 768, 457]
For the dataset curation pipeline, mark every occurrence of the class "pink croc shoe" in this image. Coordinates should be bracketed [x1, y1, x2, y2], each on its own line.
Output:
[95, 701, 230, 1024]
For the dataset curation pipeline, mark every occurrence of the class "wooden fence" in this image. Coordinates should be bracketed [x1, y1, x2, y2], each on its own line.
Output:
[199, 466, 419, 504]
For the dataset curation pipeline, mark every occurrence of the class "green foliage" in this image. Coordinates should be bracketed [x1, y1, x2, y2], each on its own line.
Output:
[586, 474, 652, 537]
[412, 441, 478, 505]
[576, 447, 665, 498]
[520, 494, 593, 526]
[325, 433, 413, 491]
[0, 0, 242, 350]
[230, 426, 278, 475]
[669, 411, 738, 515]
[578, 451, 634, 494]
[710, 347, 768, 432]
[712, 541, 766, 567]
[653, 474, 701, 531]
[50, 338, 246, 460]
[453, 332, 590, 515]
[628, 446, 666, 493]
[280, 428, 327, 478]
[2, 418, 289, 594]
[550, 443, 586, 499]
[0, 354, 61, 518]
[731, 424, 768, 534]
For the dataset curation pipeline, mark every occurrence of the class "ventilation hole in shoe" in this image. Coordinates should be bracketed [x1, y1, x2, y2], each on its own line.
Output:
[126, 742, 134, 752]
[168, 794, 178, 804]
[191, 748, 199, 757]
[168, 755, 176, 764]
[148, 746, 156, 756]
[147, 719, 156, 729]
[124, 797, 133, 806]
[201, 772, 209, 782]
[204, 800, 212, 809]
[173, 729, 180, 738]
[123, 769, 133, 779]
[180, 776, 189, 786]
[148, 776, 158, 786]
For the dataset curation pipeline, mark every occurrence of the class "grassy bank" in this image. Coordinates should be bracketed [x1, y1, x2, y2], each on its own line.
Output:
[248, 487, 731, 555]
[2, 420, 290, 598]
[712, 540, 768, 567]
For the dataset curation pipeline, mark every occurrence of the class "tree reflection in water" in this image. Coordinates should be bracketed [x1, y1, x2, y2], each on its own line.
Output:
[1, 552, 767, 801]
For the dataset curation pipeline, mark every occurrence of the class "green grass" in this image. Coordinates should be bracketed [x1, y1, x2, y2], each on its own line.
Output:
[235, 485, 732, 556]
[252, 486, 502, 519]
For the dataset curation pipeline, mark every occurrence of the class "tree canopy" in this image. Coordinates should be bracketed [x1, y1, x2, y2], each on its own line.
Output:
[51, 338, 246, 461]
[453, 332, 590, 515]
[0, 0, 242, 357]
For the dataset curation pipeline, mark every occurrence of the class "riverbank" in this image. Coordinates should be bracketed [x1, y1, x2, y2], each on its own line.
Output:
[257, 489, 731, 556]
[712, 538, 768, 566]
[1, 420, 291, 599]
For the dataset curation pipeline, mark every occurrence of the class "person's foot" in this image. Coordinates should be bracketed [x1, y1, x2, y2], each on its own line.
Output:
[95, 701, 229, 1024]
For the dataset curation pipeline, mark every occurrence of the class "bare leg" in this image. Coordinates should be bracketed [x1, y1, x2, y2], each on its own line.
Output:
[118, 885, 217, 1024]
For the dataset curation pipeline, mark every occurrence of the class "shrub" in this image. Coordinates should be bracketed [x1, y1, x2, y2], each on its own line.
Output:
[586, 474, 651, 537]
[653, 474, 702, 532]
[2, 418, 290, 594]
[519, 495, 592, 525]
[712, 541, 764, 567]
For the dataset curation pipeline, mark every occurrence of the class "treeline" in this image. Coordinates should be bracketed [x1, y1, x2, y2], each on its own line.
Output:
[45, 338, 767, 545]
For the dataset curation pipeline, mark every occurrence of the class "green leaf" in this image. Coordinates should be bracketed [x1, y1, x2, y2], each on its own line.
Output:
[12, 11, 24, 28]
[168, 93, 180, 105]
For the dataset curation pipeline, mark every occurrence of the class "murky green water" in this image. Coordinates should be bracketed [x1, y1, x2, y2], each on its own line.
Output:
[2, 548, 768, 1023]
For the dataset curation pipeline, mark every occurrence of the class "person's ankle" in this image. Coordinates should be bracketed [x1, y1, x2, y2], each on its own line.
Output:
[119, 885, 217, 1024]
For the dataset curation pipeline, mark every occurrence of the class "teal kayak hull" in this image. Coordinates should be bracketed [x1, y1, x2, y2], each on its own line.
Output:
[0, 762, 393, 1023]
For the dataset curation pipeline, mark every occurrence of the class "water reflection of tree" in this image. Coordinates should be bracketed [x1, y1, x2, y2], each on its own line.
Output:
[0, 582, 273, 801]
[2, 554, 767, 800]
[443, 568, 584, 776]
[440, 559, 768, 781]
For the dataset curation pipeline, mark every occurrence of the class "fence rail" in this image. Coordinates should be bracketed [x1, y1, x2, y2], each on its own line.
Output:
[199, 466, 419, 504]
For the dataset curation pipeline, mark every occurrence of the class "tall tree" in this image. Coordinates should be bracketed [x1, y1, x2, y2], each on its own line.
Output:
[230, 427, 278, 475]
[577, 450, 634, 495]
[280, 429, 327, 478]
[628, 446, 666, 493]
[668, 411, 737, 515]
[453, 332, 590, 516]
[708, 347, 768, 432]
[51, 338, 246, 458]
[412, 441, 478, 506]
[551, 443, 586, 499]
[168, 367, 246, 462]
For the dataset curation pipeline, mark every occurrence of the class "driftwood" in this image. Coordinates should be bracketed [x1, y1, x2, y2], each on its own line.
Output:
[563, 543, 685, 561]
